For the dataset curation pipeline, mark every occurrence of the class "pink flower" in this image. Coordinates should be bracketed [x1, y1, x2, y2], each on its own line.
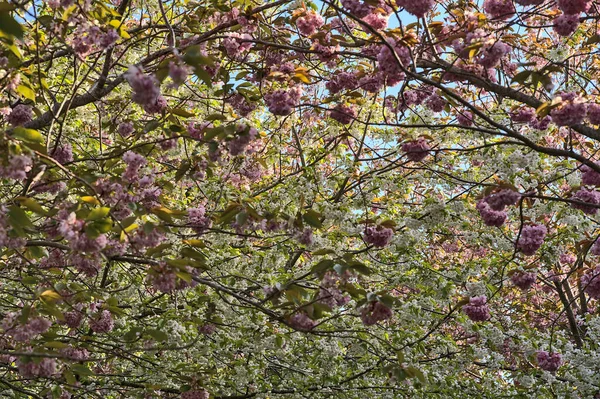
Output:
[588, 103, 600, 125]
[517, 224, 547, 256]
[581, 164, 600, 186]
[297, 228, 314, 246]
[510, 271, 537, 290]
[264, 86, 302, 116]
[457, 111, 473, 126]
[571, 188, 600, 214]
[6, 104, 32, 126]
[330, 103, 356, 125]
[483, 0, 516, 19]
[477, 199, 507, 227]
[426, 94, 447, 112]
[168, 61, 190, 88]
[90, 310, 114, 333]
[554, 14, 581, 37]
[188, 206, 212, 234]
[484, 189, 521, 211]
[536, 350, 563, 372]
[557, 0, 591, 14]
[289, 312, 316, 331]
[398, 0, 436, 17]
[51, 143, 74, 164]
[550, 92, 587, 127]
[463, 295, 490, 322]
[360, 301, 393, 326]
[582, 266, 600, 299]
[402, 138, 430, 162]
[296, 11, 324, 36]
[363, 225, 394, 247]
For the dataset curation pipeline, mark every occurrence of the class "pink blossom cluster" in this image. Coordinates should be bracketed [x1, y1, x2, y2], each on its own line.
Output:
[52, 143, 74, 165]
[463, 295, 491, 322]
[581, 266, 600, 299]
[581, 164, 600, 186]
[479, 41, 511, 69]
[358, 74, 384, 93]
[536, 350, 563, 372]
[63, 309, 84, 328]
[181, 389, 210, 399]
[168, 62, 190, 88]
[3, 315, 52, 342]
[6, 104, 32, 126]
[557, 0, 591, 14]
[264, 86, 302, 116]
[289, 312, 316, 331]
[297, 228, 314, 246]
[484, 189, 521, 211]
[483, 0, 515, 20]
[17, 357, 56, 377]
[326, 71, 358, 94]
[117, 121, 134, 137]
[61, 346, 90, 361]
[188, 206, 212, 234]
[313, 40, 340, 65]
[397, 0, 436, 17]
[554, 14, 581, 37]
[376, 39, 410, 86]
[71, 23, 119, 58]
[341, 0, 391, 19]
[529, 115, 552, 130]
[0, 154, 33, 181]
[147, 262, 178, 293]
[360, 12, 389, 30]
[329, 103, 356, 125]
[399, 88, 433, 111]
[40, 249, 66, 269]
[402, 138, 431, 162]
[227, 124, 259, 156]
[360, 301, 393, 326]
[57, 210, 108, 259]
[122, 151, 147, 183]
[517, 224, 547, 256]
[223, 33, 254, 59]
[125, 66, 166, 114]
[588, 103, 600, 125]
[476, 199, 507, 227]
[228, 93, 256, 117]
[318, 271, 350, 309]
[363, 225, 394, 247]
[296, 11, 324, 36]
[550, 92, 587, 126]
[89, 310, 114, 333]
[425, 93, 447, 112]
[571, 188, 600, 214]
[70, 253, 103, 276]
[198, 323, 217, 336]
[510, 107, 536, 123]
[510, 271, 537, 290]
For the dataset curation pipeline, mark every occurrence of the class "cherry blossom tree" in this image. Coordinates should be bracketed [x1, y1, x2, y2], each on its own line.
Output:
[2, 0, 600, 397]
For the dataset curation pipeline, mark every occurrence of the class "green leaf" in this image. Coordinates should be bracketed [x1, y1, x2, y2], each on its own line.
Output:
[146, 329, 168, 342]
[71, 364, 94, 376]
[7, 205, 33, 228]
[169, 108, 195, 118]
[11, 127, 45, 144]
[311, 259, 334, 275]
[87, 207, 110, 221]
[0, 11, 23, 39]
[303, 210, 323, 228]
[17, 85, 36, 101]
